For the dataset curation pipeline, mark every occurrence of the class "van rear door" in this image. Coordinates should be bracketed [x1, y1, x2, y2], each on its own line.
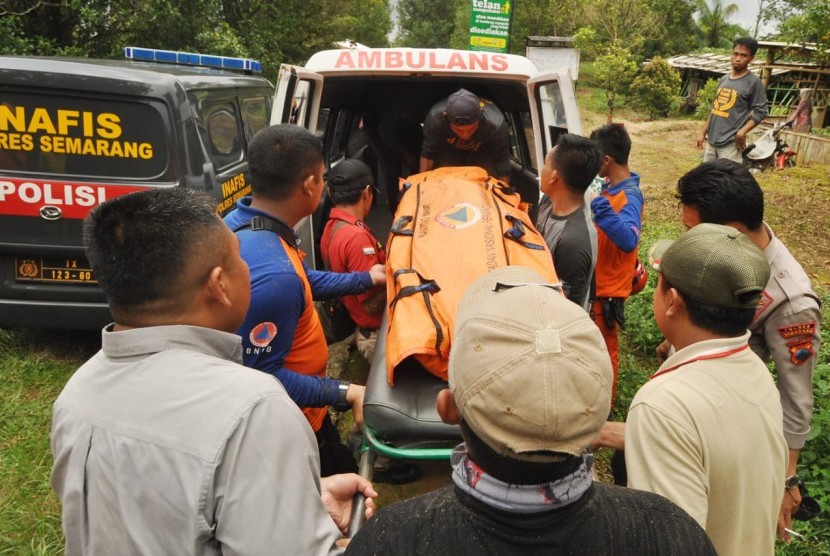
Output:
[273, 65, 323, 129]
[527, 69, 583, 168]
[271, 64, 324, 259]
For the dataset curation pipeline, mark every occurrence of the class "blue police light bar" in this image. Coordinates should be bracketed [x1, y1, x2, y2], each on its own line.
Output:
[123, 47, 262, 73]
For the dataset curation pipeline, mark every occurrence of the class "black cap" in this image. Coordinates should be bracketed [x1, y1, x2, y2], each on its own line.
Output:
[327, 159, 375, 192]
[444, 89, 482, 125]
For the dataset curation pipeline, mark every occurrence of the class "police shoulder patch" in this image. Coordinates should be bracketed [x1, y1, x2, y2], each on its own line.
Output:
[778, 321, 817, 339]
[779, 321, 817, 365]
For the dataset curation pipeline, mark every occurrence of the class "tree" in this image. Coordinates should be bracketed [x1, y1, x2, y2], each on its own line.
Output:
[396, 0, 461, 48]
[629, 56, 682, 117]
[766, 0, 830, 62]
[641, 0, 699, 57]
[328, 0, 392, 48]
[594, 44, 640, 122]
[696, 0, 739, 47]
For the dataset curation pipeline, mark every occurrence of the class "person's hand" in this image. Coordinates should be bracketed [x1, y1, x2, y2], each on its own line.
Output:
[347, 383, 365, 427]
[735, 129, 747, 151]
[696, 132, 706, 150]
[655, 339, 671, 365]
[320, 473, 378, 535]
[778, 483, 803, 542]
[368, 264, 386, 287]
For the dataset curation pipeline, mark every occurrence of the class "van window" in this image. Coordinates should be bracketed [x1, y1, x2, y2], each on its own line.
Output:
[520, 111, 538, 172]
[0, 92, 169, 180]
[202, 102, 244, 170]
[241, 96, 270, 141]
[289, 81, 313, 125]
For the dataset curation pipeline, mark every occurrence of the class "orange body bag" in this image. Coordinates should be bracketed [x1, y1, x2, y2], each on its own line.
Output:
[384, 166, 558, 384]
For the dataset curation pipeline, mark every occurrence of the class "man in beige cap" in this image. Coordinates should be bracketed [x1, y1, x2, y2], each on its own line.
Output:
[347, 267, 715, 554]
[596, 223, 787, 556]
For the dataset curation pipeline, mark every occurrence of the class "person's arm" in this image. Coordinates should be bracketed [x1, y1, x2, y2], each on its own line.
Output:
[551, 226, 593, 308]
[214, 393, 345, 556]
[625, 402, 708, 529]
[488, 116, 511, 183]
[419, 106, 442, 173]
[736, 79, 769, 151]
[594, 421, 626, 450]
[419, 156, 435, 173]
[761, 303, 821, 540]
[243, 270, 342, 408]
[696, 114, 711, 149]
[307, 264, 375, 300]
[590, 186, 643, 253]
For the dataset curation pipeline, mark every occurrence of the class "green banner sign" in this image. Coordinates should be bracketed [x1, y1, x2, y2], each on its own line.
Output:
[469, 0, 513, 53]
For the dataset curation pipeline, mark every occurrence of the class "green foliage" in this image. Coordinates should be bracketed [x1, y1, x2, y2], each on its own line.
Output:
[641, 0, 699, 57]
[629, 57, 683, 118]
[694, 77, 720, 119]
[505, 0, 584, 55]
[0, 328, 94, 553]
[573, 27, 600, 60]
[774, 0, 830, 63]
[396, 0, 461, 48]
[695, 0, 740, 47]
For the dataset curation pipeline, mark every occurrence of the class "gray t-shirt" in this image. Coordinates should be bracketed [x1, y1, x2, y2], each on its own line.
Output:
[536, 195, 597, 311]
[707, 72, 768, 147]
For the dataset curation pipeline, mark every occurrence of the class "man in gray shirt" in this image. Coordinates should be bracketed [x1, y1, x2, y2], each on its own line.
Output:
[536, 134, 602, 311]
[51, 187, 376, 555]
[696, 36, 768, 163]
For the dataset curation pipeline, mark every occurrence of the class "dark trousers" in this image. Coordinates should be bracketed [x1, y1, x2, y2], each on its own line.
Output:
[315, 413, 358, 477]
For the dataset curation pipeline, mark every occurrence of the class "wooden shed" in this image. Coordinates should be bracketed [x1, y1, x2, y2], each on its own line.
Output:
[668, 41, 829, 129]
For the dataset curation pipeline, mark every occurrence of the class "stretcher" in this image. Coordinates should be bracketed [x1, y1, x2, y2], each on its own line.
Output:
[347, 312, 460, 535]
[346, 168, 557, 534]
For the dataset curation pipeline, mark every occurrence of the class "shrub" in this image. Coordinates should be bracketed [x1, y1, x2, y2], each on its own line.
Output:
[629, 57, 682, 119]
[694, 77, 719, 120]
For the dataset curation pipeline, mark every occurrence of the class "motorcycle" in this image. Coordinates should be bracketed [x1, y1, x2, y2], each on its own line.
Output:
[742, 120, 797, 173]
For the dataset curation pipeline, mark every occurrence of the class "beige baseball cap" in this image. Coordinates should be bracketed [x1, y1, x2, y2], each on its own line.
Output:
[449, 266, 612, 462]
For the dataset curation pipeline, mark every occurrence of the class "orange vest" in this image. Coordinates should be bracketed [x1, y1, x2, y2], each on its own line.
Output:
[595, 188, 640, 299]
[385, 167, 558, 384]
[283, 242, 329, 432]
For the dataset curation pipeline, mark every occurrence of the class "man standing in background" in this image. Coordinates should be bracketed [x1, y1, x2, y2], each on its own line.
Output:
[696, 36, 768, 162]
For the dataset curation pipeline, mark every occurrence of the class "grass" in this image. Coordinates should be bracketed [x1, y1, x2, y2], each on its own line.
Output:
[1, 80, 828, 553]
[0, 329, 96, 554]
[611, 106, 830, 553]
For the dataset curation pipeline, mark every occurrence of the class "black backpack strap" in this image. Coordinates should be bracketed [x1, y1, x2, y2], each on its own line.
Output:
[233, 214, 298, 249]
[322, 218, 350, 271]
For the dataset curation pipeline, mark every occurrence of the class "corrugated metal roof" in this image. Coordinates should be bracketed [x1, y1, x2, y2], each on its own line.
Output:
[667, 53, 791, 76]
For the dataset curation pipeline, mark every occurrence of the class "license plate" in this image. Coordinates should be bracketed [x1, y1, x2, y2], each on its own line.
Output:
[15, 256, 97, 284]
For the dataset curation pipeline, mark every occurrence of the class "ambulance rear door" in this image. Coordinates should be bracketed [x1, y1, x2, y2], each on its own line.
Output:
[527, 69, 583, 174]
[271, 64, 324, 261]
[272, 64, 323, 130]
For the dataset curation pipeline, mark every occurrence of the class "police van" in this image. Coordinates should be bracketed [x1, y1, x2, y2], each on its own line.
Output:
[270, 46, 581, 265]
[0, 48, 273, 329]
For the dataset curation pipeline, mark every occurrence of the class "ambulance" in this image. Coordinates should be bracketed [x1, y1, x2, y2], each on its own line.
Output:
[270, 46, 582, 266]
[0, 48, 273, 329]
